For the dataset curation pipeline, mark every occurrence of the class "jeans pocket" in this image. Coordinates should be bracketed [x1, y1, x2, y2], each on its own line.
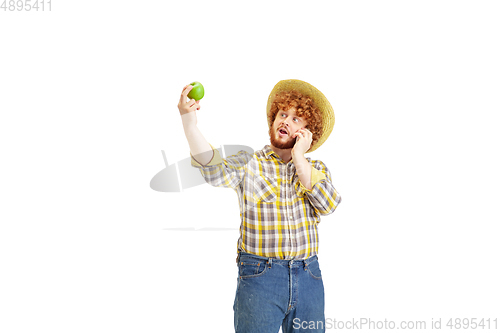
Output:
[238, 257, 268, 279]
[307, 259, 322, 280]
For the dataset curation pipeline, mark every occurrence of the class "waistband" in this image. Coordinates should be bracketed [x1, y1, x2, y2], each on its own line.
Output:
[237, 251, 318, 266]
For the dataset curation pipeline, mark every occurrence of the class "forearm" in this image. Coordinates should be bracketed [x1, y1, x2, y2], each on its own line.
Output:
[182, 117, 213, 166]
[292, 153, 312, 190]
[295, 158, 342, 215]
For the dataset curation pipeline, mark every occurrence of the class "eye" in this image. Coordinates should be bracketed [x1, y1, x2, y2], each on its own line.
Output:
[280, 113, 286, 118]
[293, 118, 299, 123]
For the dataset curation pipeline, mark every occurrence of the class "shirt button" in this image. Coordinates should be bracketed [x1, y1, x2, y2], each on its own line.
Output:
[289, 215, 293, 220]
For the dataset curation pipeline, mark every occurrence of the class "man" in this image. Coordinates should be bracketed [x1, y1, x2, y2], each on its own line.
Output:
[177, 79, 341, 333]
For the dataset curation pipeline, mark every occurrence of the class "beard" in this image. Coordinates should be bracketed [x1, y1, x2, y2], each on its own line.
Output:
[269, 127, 297, 149]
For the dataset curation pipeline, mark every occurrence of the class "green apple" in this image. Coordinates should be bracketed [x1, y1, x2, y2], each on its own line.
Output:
[187, 81, 204, 101]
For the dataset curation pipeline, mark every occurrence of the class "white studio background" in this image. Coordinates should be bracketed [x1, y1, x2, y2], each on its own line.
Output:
[1, 1, 499, 332]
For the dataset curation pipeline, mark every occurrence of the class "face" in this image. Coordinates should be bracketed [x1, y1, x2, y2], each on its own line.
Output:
[269, 107, 308, 149]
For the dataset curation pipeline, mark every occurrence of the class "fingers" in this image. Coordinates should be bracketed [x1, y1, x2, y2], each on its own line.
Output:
[300, 128, 312, 137]
[179, 85, 194, 104]
[186, 97, 200, 110]
[293, 129, 308, 137]
[189, 102, 200, 112]
[178, 84, 201, 112]
[293, 129, 312, 141]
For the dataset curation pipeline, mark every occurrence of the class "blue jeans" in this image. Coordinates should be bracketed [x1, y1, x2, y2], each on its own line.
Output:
[233, 252, 325, 333]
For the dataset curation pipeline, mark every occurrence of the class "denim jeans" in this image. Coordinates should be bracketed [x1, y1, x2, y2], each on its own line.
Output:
[233, 252, 325, 333]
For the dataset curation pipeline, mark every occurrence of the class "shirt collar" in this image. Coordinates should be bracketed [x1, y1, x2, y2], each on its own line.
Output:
[262, 145, 277, 159]
[262, 144, 311, 165]
[262, 145, 291, 165]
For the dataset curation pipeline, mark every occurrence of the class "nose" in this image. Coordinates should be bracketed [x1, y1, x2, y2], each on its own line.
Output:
[281, 116, 290, 127]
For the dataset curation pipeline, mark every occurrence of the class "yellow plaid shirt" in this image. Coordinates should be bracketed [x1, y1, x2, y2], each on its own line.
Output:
[191, 144, 341, 259]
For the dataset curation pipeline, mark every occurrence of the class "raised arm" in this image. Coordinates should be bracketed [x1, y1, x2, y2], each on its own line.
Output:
[177, 84, 213, 166]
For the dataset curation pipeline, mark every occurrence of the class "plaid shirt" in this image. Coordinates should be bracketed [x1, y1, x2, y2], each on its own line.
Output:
[191, 144, 341, 259]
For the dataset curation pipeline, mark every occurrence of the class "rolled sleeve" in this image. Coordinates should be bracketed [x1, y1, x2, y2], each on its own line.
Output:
[297, 167, 327, 195]
[190, 144, 223, 168]
[190, 143, 252, 190]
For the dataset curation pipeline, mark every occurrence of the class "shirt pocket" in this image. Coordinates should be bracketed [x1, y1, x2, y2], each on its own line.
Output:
[252, 174, 279, 203]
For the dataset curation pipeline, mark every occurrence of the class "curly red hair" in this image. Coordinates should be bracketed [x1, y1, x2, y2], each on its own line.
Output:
[268, 90, 323, 148]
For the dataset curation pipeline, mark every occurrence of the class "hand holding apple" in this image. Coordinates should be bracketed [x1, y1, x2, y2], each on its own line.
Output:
[187, 81, 204, 101]
[178, 84, 201, 114]
[178, 85, 201, 129]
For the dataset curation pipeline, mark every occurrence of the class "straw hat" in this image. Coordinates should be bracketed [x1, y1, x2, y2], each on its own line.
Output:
[266, 79, 335, 153]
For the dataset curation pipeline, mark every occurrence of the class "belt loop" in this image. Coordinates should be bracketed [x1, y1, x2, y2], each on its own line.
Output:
[268, 258, 272, 268]
[236, 251, 240, 264]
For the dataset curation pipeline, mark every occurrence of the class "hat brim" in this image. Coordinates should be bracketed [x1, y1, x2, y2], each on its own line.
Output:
[266, 79, 335, 153]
